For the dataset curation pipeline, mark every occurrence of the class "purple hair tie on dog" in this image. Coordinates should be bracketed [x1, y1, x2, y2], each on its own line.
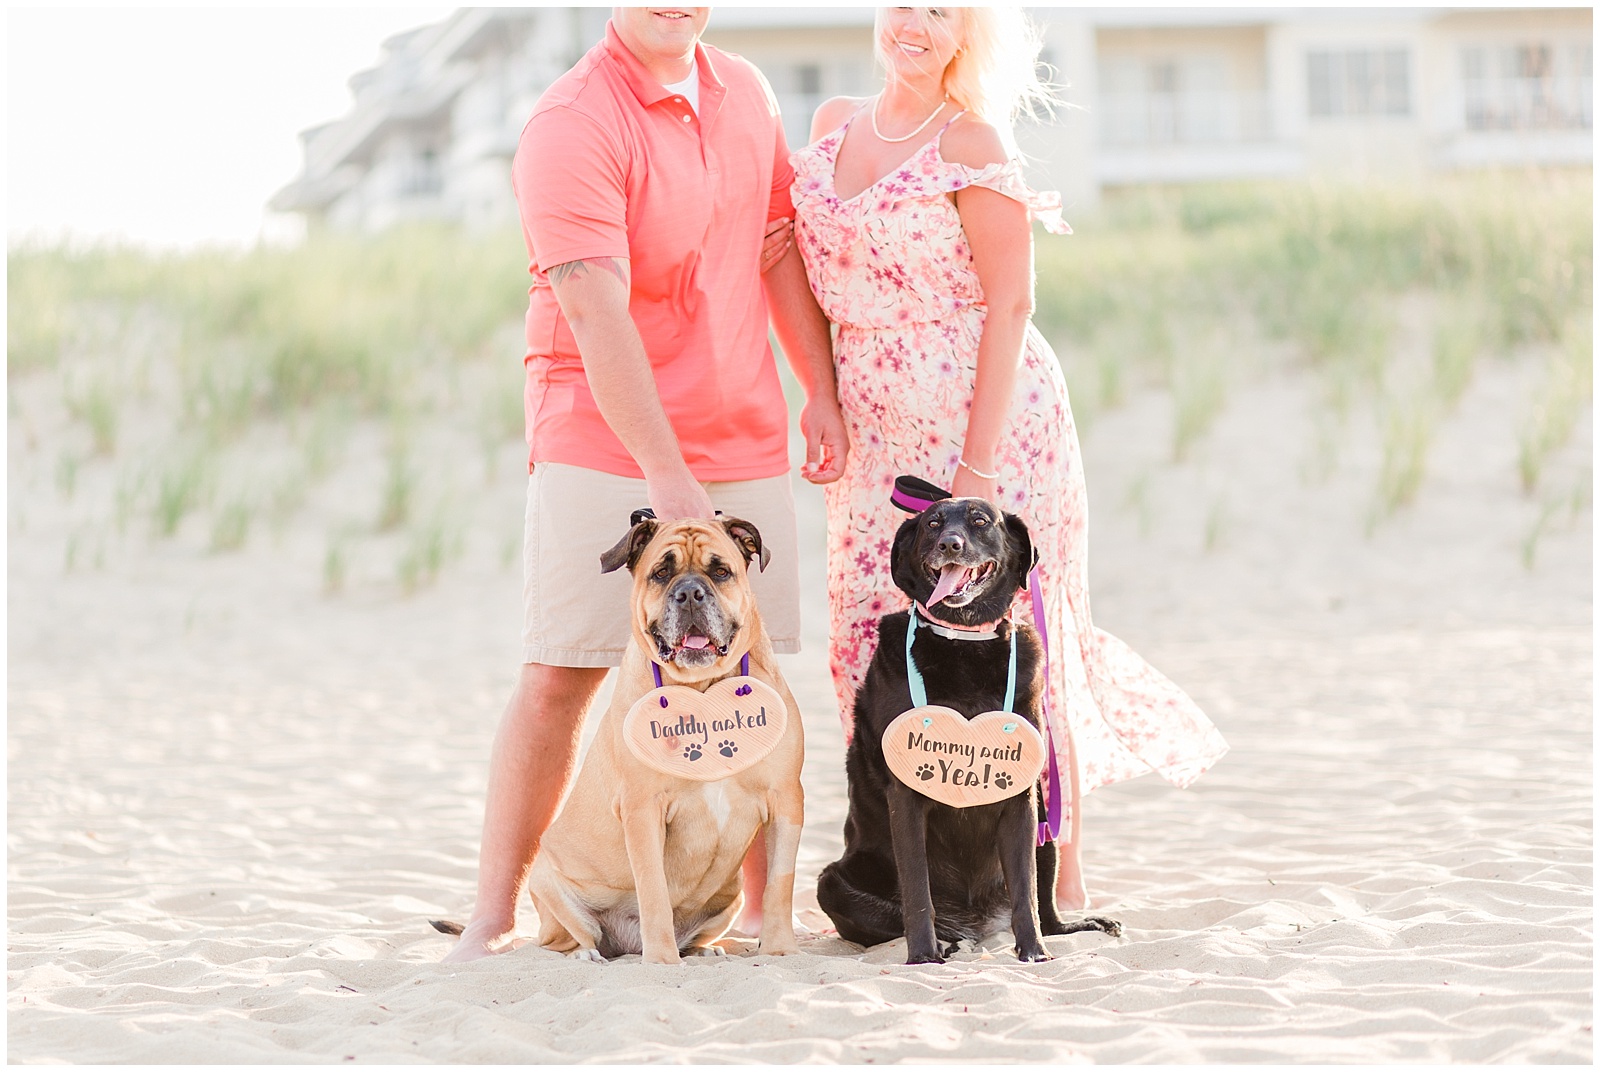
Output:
[890, 474, 950, 514]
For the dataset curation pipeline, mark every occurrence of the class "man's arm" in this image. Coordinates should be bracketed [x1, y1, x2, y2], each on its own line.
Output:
[763, 244, 848, 484]
[546, 257, 714, 520]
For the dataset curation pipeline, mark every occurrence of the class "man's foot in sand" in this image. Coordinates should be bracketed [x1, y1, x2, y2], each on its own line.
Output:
[439, 917, 519, 963]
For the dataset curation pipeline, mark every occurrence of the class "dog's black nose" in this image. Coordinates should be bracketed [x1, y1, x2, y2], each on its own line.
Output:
[936, 530, 965, 555]
[669, 576, 711, 604]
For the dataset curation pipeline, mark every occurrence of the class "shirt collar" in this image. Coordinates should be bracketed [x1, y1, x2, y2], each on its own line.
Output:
[602, 20, 726, 109]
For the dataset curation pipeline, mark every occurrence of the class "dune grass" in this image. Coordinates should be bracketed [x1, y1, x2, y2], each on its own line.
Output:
[1516, 314, 1594, 494]
[1034, 170, 1592, 526]
[8, 172, 1590, 587]
[9, 226, 529, 589]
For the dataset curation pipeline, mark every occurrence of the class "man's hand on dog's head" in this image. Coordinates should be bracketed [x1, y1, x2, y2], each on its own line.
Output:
[645, 468, 716, 521]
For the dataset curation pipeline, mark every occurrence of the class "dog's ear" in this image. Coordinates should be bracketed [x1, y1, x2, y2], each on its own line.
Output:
[600, 519, 659, 574]
[719, 516, 770, 572]
[1004, 512, 1038, 584]
[889, 513, 926, 599]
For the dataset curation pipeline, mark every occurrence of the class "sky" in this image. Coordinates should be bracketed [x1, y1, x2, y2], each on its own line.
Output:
[7, 6, 454, 249]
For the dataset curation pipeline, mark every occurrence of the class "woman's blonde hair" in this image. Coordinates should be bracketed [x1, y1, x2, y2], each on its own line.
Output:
[873, 7, 1058, 159]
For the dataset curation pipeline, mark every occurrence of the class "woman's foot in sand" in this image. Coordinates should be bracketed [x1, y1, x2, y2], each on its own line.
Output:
[439, 916, 518, 963]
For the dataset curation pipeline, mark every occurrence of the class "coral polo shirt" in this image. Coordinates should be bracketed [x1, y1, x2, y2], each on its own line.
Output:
[513, 22, 795, 482]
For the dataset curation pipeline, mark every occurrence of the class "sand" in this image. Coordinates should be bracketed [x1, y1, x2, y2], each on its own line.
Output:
[7, 353, 1592, 1063]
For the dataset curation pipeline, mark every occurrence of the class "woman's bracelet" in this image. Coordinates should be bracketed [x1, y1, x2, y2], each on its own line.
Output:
[957, 456, 999, 480]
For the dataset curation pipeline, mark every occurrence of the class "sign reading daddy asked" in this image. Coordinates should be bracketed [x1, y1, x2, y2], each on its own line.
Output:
[882, 706, 1046, 808]
[623, 675, 787, 781]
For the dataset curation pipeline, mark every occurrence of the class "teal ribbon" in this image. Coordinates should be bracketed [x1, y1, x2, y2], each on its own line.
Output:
[905, 611, 1016, 713]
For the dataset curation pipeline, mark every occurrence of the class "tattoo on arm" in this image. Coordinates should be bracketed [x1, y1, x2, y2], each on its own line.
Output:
[548, 257, 630, 289]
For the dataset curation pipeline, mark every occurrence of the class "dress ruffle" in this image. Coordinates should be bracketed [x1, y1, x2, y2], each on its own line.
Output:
[954, 158, 1071, 235]
[790, 129, 1071, 236]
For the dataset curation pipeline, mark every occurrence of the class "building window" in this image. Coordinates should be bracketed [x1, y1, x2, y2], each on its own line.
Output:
[1462, 42, 1592, 131]
[795, 63, 822, 97]
[1099, 54, 1266, 146]
[1307, 48, 1410, 118]
[400, 149, 442, 197]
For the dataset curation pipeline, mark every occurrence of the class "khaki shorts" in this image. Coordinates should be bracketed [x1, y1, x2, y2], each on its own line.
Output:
[522, 462, 801, 667]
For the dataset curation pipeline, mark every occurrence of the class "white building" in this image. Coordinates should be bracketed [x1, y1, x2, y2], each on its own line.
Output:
[270, 7, 1593, 232]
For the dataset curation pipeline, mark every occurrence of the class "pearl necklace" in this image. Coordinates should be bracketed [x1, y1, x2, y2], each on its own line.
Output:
[870, 93, 950, 143]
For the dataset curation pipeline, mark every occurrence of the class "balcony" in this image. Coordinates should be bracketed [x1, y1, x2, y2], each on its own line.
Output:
[1094, 90, 1302, 185]
[1099, 90, 1274, 147]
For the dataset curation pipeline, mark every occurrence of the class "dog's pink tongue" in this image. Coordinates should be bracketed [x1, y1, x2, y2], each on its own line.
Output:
[681, 635, 711, 650]
[928, 564, 972, 606]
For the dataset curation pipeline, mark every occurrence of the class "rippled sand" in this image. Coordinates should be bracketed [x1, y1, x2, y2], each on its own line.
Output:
[9, 359, 1590, 1062]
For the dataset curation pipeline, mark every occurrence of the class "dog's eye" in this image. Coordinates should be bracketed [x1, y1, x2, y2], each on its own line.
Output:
[972, 515, 989, 527]
[651, 564, 671, 583]
[711, 565, 732, 581]
[926, 518, 941, 529]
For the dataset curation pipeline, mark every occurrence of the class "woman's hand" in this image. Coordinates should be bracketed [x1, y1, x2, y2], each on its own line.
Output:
[760, 218, 793, 274]
[949, 464, 997, 505]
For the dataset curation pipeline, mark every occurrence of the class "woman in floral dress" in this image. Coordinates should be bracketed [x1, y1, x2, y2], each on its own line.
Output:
[787, 7, 1228, 907]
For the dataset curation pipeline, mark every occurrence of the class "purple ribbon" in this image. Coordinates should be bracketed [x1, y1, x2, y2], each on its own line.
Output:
[1029, 566, 1064, 846]
[890, 485, 940, 514]
[651, 652, 749, 691]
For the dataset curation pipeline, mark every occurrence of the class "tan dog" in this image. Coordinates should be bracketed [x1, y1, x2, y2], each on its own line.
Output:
[525, 516, 805, 964]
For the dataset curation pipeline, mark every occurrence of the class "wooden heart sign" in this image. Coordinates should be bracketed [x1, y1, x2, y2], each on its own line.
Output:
[882, 706, 1046, 807]
[623, 676, 788, 781]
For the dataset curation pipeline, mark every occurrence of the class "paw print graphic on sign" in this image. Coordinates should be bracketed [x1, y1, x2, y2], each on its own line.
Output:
[993, 771, 1013, 791]
[915, 763, 936, 781]
[718, 740, 738, 758]
[683, 744, 703, 761]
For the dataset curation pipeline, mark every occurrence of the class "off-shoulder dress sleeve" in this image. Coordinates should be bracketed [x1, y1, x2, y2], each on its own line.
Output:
[952, 157, 1071, 235]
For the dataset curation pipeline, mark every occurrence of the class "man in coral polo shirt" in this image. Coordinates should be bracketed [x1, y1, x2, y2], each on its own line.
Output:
[442, 8, 846, 961]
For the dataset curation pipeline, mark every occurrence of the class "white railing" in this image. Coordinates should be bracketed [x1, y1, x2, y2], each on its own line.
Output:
[1098, 91, 1274, 147]
[1463, 75, 1593, 131]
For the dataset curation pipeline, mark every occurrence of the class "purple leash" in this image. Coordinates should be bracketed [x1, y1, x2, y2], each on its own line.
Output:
[652, 652, 750, 694]
[1029, 567, 1064, 846]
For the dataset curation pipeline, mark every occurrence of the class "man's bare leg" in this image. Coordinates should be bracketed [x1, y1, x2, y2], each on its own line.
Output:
[736, 830, 767, 935]
[441, 662, 609, 963]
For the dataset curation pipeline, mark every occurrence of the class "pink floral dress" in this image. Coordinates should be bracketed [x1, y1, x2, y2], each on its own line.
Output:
[791, 111, 1228, 816]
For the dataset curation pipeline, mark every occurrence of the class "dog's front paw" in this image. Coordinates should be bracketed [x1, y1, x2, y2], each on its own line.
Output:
[1073, 916, 1121, 938]
[757, 937, 799, 956]
[643, 948, 683, 966]
[1015, 943, 1053, 963]
[905, 948, 945, 966]
[568, 947, 605, 963]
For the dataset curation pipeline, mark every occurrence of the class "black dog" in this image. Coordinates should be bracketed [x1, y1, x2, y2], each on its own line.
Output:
[817, 497, 1121, 963]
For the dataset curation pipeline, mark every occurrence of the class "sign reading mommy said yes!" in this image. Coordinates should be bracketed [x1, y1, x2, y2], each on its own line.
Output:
[883, 706, 1046, 807]
[623, 675, 787, 781]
